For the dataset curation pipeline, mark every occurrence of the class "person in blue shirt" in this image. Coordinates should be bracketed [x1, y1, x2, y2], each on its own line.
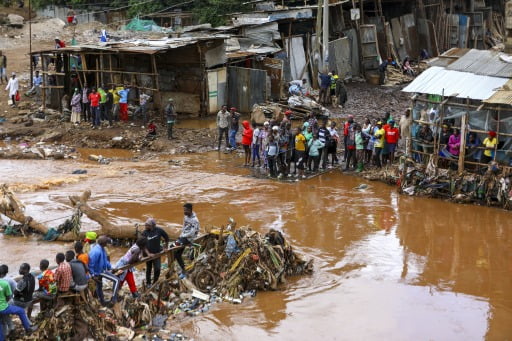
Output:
[26, 71, 42, 100]
[318, 71, 331, 105]
[117, 86, 130, 122]
[89, 236, 120, 306]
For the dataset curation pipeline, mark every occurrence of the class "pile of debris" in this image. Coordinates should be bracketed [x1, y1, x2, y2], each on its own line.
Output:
[18, 226, 312, 340]
[399, 158, 512, 208]
[0, 141, 77, 160]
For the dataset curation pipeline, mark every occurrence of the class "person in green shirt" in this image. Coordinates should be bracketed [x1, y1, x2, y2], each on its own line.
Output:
[355, 124, 365, 172]
[0, 266, 36, 337]
[373, 121, 385, 168]
[98, 86, 107, 122]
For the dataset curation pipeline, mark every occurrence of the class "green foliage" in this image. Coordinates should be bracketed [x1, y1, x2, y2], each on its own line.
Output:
[193, 0, 247, 27]
[28, 0, 248, 27]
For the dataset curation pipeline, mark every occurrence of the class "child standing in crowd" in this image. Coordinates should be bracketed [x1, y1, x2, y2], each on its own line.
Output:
[308, 134, 325, 172]
[251, 123, 261, 167]
[266, 134, 278, 177]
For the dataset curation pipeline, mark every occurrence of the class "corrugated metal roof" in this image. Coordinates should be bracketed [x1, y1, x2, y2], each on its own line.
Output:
[483, 79, 512, 105]
[402, 66, 508, 100]
[446, 49, 512, 78]
[425, 48, 471, 68]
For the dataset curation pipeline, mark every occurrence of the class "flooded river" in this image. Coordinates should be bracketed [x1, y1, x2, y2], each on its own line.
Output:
[0, 149, 511, 340]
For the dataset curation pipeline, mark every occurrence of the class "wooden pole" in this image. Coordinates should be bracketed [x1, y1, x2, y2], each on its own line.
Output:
[494, 106, 501, 161]
[41, 52, 46, 109]
[458, 99, 469, 173]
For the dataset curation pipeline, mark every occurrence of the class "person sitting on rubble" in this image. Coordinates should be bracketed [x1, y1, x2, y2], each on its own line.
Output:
[29, 259, 57, 318]
[482, 131, 498, 164]
[89, 236, 119, 306]
[25, 70, 42, 100]
[0, 266, 37, 337]
[0, 265, 16, 336]
[402, 57, 415, 77]
[54, 253, 72, 294]
[174, 203, 200, 280]
[65, 251, 89, 292]
[13, 263, 35, 310]
[288, 79, 307, 96]
[146, 121, 157, 139]
[75, 241, 89, 266]
[114, 237, 153, 299]
[142, 218, 169, 286]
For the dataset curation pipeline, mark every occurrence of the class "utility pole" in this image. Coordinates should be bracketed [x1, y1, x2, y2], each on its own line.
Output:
[322, 0, 329, 72]
[29, 0, 33, 87]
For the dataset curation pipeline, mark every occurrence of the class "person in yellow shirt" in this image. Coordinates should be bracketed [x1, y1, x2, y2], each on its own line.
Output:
[482, 131, 497, 164]
[109, 85, 122, 122]
[294, 127, 307, 179]
[373, 121, 385, 168]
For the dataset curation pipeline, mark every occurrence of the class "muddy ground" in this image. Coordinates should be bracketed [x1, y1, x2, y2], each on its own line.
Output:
[0, 13, 411, 155]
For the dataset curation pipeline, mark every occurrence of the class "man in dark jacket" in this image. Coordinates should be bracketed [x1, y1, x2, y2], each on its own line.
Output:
[13, 263, 35, 309]
[65, 251, 88, 292]
[141, 218, 169, 286]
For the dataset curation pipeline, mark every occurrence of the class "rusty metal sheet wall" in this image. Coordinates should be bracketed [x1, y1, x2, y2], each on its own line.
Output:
[228, 67, 267, 113]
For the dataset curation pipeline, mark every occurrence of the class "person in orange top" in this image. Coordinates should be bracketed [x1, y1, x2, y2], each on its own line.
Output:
[384, 120, 400, 164]
[75, 241, 89, 266]
[30, 259, 57, 317]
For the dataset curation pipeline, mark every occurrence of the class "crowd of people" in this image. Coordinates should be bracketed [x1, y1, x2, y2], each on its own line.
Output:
[217, 106, 413, 179]
[0, 203, 200, 340]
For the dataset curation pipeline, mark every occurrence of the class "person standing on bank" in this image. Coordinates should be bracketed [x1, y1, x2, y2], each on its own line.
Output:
[174, 203, 200, 279]
[216, 105, 230, 150]
[165, 98, 177, 139]
[5, 72, 18, 107]
[228, 107, 240, 150]
[141, 218, 169, 286]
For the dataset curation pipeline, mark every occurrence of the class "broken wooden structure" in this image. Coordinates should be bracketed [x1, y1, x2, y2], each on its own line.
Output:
[403, 48, 512, 173]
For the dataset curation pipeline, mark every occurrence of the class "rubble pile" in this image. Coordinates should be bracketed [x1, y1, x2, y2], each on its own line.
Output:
[399, 158, 512, 208]
[16, 226, 312, 340]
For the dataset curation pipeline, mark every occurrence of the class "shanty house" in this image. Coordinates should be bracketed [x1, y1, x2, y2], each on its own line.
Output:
[402, 48, 512, 172]
[31, 37, 226, 116]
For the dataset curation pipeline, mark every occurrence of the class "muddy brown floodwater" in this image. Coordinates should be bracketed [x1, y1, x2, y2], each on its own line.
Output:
[0, 149, 511, 340]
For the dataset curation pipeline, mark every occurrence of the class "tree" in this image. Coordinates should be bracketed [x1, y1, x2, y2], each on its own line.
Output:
[193, 0, 247, 26]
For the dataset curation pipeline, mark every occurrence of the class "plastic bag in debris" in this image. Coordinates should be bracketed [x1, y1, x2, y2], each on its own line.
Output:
[43, 227, 60, 241]
[225, 234, 240, 258]
[403, 186, 416, 196]
[151, 314, 168, 328]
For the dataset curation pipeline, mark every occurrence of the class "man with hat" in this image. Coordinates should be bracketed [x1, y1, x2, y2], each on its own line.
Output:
[165, 98, 177, 139]
[228, 107, 240, 150]
[141, 218, 169, 286]
[5, 72, 19, 107]
[174, 203, 200, 279]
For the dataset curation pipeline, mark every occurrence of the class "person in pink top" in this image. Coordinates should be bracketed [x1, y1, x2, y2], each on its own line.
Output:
[447, 128, 461, 157]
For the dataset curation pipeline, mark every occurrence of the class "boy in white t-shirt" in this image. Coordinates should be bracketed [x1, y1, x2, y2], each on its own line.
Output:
[251, 124, 262, 167]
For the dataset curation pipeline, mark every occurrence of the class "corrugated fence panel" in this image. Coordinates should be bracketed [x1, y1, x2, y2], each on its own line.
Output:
[228, 67, 267, 113]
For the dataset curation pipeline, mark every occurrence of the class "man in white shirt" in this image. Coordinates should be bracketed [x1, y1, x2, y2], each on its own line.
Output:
[216, 105, 230, 150]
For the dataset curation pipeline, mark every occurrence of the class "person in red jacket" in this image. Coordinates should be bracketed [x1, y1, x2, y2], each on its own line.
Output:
[241, 120, 253, 167]
[384, 120, 400, 164]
